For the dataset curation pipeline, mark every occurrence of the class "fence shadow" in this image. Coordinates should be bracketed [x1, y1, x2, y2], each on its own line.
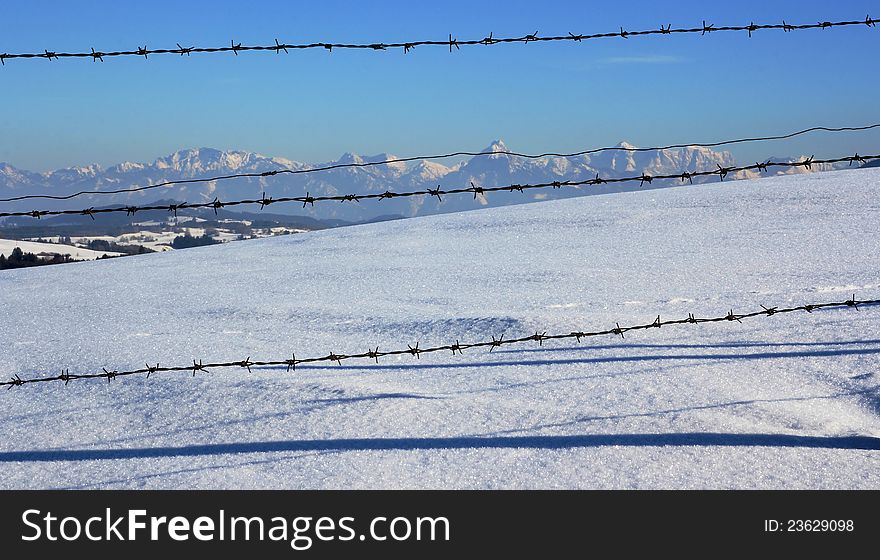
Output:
[281, 344, 880, 373]
[2, 432, 878, 463]
[491, 338, 880, 356]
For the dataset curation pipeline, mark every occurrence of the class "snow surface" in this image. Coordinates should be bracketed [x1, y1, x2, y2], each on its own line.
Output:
[0, 168, 878, 489]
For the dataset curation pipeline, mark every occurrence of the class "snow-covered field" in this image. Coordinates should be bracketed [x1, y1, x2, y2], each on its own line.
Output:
[0, 168, 878, 489]
[0, 238, 122, 260]
[32, 225, 306, 253]
[34, 228, 234, 252]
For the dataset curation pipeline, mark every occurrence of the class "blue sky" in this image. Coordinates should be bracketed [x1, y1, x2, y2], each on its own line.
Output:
[1, 0, 878, 171]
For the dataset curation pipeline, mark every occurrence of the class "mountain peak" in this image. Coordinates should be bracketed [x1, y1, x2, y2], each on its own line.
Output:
[149, 148, 253, 174]
[337, 152, 364, 165]
[481, 139, 510, 154]
[165, 147, 223, 160]
[616, 141, 637, 150]
[405, 159, 452, 180]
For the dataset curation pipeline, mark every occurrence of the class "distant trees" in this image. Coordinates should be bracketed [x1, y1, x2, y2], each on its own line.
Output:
[86, 239, 154, 255]
[86, 239, 114, 252]
[0, 247, 78, 270]
[171, 233, 221, 249]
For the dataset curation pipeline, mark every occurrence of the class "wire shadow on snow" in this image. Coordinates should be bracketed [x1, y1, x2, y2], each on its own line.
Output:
[274, 345, 880, 372]
[2, 433, 879, 463]
[489, 338, 880, 356]
[302, 393, 442, 405]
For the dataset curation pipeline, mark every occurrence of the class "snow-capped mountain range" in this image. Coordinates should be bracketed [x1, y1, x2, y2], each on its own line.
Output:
[0, 141, 845, 222]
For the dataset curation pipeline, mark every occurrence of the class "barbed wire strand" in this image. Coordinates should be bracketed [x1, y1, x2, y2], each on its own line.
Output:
[0, 16, 877, 65]
[3, 296, 875, 390]
[3, 123, 879, 204]
[1, 152, 876, 221]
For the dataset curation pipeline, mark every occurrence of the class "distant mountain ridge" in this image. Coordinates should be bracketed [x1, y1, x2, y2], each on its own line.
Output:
[0, 142, 852, 222]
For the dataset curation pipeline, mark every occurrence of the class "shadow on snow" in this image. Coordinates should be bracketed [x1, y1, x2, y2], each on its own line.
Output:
[2, 432, 878, 463]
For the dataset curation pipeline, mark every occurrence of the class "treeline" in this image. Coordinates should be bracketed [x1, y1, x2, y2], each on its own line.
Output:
[171, 233, 221, 249]
[29, 237, 154, 256]
[0, 247, 80, 270]
[84, 239, 154, 255]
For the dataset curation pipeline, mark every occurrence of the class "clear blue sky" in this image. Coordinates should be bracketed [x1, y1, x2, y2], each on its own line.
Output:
[1, 0, 878, 171]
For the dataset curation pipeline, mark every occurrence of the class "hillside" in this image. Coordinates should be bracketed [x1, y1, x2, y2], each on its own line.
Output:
[0, 238, 122, 260]
[0, 168, 878, 489]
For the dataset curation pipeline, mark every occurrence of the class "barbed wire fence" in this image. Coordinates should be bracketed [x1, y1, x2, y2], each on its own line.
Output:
[2, 16, 879, 395]
[3, 296, 876, 390]
[0, 16, 876, 65]
[1, 123, 878, 205]
[1, 152, 876, 221]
